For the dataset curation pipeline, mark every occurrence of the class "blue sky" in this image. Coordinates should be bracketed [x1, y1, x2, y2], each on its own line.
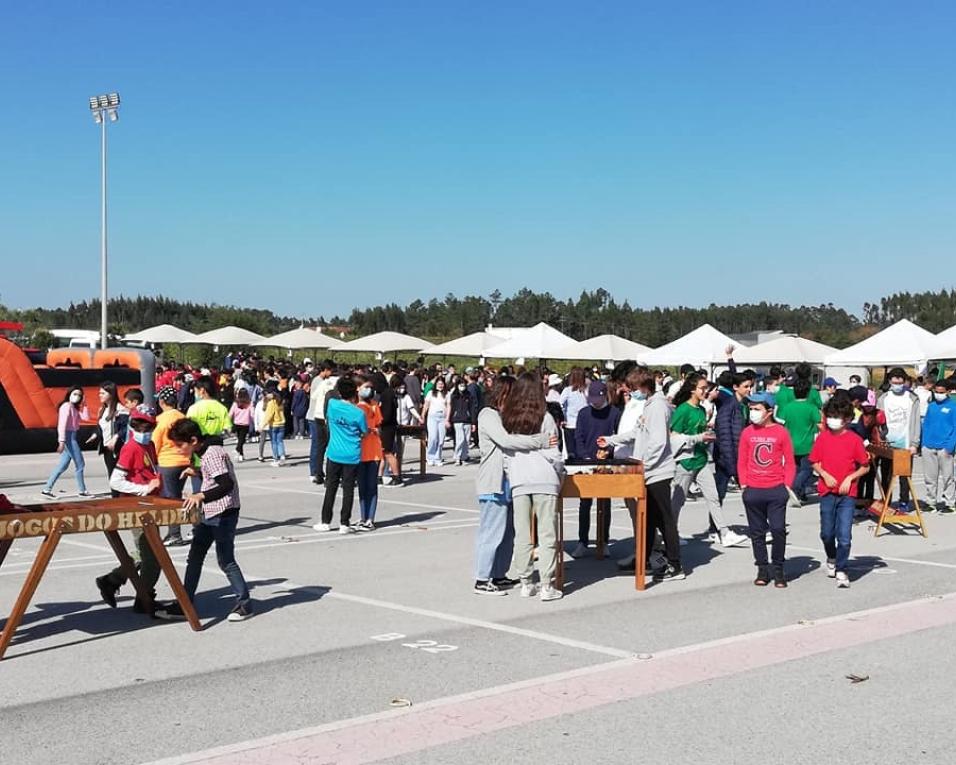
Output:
[2, 2, 954, 320]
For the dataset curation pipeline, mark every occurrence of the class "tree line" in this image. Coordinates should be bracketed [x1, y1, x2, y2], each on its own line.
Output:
[2, 287, 955, 348]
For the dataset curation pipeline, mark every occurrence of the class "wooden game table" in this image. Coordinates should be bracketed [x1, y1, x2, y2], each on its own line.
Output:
[0, 496, 201, 660]
[558, 464, 648, 591]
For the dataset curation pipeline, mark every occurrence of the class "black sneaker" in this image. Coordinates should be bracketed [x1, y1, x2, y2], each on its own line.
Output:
[491, 577, 519, 589]
[923, 505, 938, 514]
[754, 565, 771, 586]
[773, 565, 788, 588]
[95, 575, 118, 608]
[163, 534, 188, 547]
[227, 601, 253, 622]
[155, 602, 188, 621]
[132, 592, 156, 616]
[315, 477, 325, 485]
[653, 564, 686, 583]
[473, 580, 507, 596]
[938, 505, 955, 515]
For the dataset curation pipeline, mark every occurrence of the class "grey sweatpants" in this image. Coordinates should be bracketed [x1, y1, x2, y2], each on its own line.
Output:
[923, 448, 954, 507]
[671, 463, 730, 534]
[511, 494, 559, 586]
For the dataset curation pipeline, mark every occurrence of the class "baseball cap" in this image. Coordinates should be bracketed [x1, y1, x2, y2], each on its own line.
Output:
[129, 406, 156, 425]
[748, 391, 776, 408]
[547, 373, 562, 388]
[587, 380, 608, 407]
[823, 377, 839, 388]
[157, 385, 177, 405]
[848, 385, 869, 403]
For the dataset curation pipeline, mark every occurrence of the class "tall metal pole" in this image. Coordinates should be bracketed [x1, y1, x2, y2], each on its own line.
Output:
[100, 114, 108, 350]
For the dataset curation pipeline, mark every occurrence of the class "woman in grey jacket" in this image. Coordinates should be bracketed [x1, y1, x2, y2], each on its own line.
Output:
[474, 377, 555, 596]
[600, 367, 684, 582]
[501, 373, 566, 602]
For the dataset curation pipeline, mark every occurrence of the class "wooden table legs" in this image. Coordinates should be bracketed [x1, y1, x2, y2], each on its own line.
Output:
[141, 516, 201, 631]
[0, 521, 67, 660]
[635, 494, 647, 592]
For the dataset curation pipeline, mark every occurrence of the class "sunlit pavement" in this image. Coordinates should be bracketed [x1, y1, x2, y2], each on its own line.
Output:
[2, 441, 955, 765]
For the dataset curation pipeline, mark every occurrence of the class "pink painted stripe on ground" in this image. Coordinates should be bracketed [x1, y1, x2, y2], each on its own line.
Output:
[150, 593, 956, 765]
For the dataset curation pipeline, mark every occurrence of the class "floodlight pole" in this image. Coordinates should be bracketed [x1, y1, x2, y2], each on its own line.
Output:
[100, 113, 108, 350]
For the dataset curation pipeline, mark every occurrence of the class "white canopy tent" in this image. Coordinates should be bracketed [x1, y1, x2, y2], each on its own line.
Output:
[193, 326, 265, 346]
[823, 319, 936, 368]
[484, 323, 577, 360]
[251, 327, 342, 350]
[724, 335, 837, 366]
[553, 334, 652, 361]
[424, 331, 513, 357]
[123, 324, 200, 344]
[929, 324, 956, 361]
[639, 324, 735, 367]
[334, 331, 432, 354]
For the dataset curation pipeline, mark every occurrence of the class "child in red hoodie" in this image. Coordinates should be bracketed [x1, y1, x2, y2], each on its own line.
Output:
[738, 392, 795, 588]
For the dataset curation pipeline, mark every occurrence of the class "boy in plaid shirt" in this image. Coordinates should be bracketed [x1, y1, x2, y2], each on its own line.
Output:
[156, 418, 252, 622]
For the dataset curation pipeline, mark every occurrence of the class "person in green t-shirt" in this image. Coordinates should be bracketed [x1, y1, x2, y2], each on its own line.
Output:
[776, 377, 821, 502]
[670, 374, 749, 548]
[773, 363, 823, 410]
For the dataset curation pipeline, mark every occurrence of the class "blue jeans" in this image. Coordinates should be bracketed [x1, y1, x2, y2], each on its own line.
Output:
[270, 427, 286, 460]
[44, 431, 87, 493]
[184, 509, 249, 605]
[426, 416, 444, 463]
[358, 460, 380, 522]
[474, 498, 515, 581]
[792, 454, 814, 500]
[819, 493, 855, 572]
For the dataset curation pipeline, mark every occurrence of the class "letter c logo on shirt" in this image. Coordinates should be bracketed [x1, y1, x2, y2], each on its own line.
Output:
[754, 442, 774, 467]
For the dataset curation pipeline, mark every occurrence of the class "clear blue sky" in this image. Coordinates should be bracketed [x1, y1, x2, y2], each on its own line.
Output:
[2, 2, 954, 320]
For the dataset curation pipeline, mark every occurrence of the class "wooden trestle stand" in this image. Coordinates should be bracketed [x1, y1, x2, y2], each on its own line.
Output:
[0, 496, 201, 660]
[867, 444, 927, 538]
[558, 466, 647, 591]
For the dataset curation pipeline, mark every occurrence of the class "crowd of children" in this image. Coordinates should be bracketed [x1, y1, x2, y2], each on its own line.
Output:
[37, 347, 955, 623]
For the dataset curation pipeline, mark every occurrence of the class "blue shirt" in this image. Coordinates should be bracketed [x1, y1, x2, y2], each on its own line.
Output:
[922, 398, 956, 452]
[326, 398, 368, 465]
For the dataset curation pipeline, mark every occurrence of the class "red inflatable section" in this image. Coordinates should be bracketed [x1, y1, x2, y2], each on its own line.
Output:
[0, 337, 58, 428]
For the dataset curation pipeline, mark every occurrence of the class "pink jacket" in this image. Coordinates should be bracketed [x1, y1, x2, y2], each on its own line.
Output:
[57, 402, 89, 442]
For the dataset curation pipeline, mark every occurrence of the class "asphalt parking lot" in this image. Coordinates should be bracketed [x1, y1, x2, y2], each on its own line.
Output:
[2, 439, 955, 765]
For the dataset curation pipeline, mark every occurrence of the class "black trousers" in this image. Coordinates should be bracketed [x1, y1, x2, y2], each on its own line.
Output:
[743, 485, 788, 567]
[645, 479, 680, 569]
[314, 419, 330, 480]
[321, 460, 358, 526]
[102, 448, 119, 497]
[234, 425, 249, 457]
[879, 457, 910, 503]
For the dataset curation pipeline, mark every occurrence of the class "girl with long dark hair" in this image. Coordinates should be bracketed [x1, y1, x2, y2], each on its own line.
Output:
[88, 381, 129, 497]
[42, 387, 92, 497]
[501, 373, 565, 601]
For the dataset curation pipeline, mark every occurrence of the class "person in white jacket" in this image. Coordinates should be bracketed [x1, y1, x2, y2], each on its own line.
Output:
[254, 396, 271, 463]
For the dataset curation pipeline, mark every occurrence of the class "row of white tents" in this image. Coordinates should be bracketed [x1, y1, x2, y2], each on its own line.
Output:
[124, 319, 956, 369]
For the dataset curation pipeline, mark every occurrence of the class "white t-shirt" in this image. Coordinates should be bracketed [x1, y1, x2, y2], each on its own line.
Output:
[883, 393, 914, 448]
[915, 387, 932, 417]
[613, 398, 646, 460]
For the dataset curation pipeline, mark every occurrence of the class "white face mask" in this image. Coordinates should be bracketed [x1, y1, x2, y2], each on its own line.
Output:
[935, 392, 949, 403]
[69, 392, 82, 404]
[826, 417, 845, 431]
[748, 409, 766, 425]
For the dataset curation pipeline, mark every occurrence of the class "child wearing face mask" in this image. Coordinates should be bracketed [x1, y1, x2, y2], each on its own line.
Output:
[356, 376, 383, 530]
[448, 380, 476, 465]
[920, 379, 956, 514]
[94, 407, 163, 613]
[738, 392, 795, 588]
[42, 387, 92, 498]
[809, 396, 870, 588]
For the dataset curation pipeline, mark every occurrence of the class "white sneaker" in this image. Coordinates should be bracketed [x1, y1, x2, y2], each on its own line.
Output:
[826, 559, 836, 578]
[835, 571, 850, 588]
[720, 530, 750, 548]
[539, 584, 563, 602]
[570, 542, 589, 559]
[234, 451, 244, 462]
[339, 525, 356, 535]
[271, 460, 281, 468]
[312, 522, 332, 532]
[519, 581, 538, 598]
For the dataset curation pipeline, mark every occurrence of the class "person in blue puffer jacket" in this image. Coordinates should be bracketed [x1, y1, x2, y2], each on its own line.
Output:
[714, 373, 753, 502]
